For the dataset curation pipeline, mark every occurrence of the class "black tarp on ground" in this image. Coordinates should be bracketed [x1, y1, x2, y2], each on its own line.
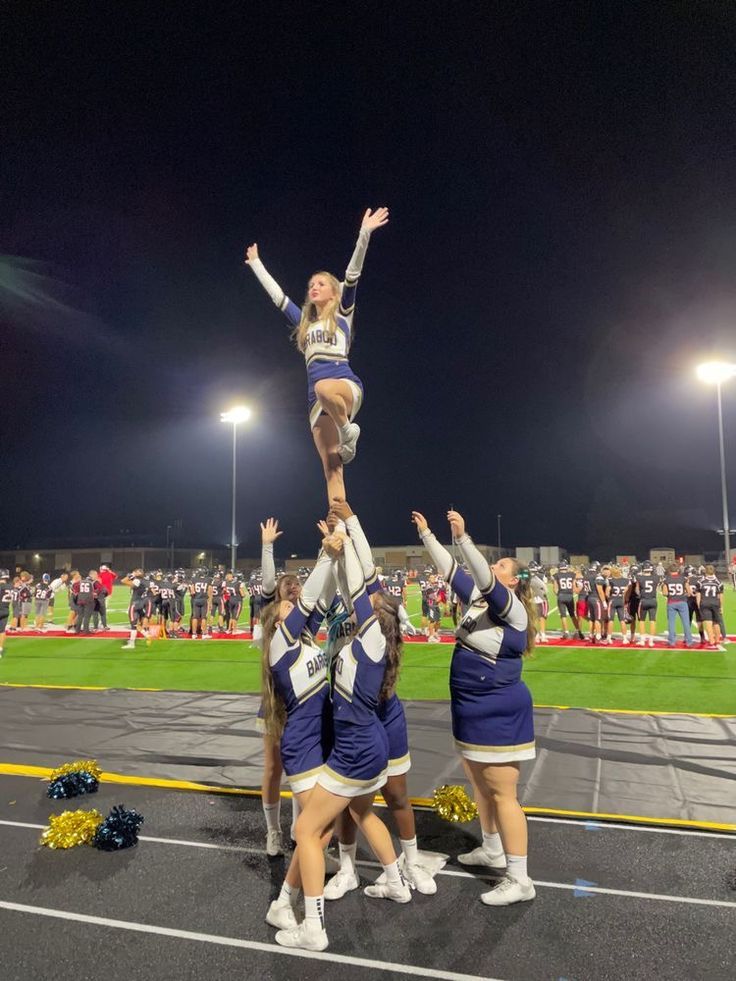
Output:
[1, 686, 735, 826]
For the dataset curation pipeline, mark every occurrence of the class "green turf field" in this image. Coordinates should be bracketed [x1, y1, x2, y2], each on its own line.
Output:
[1, 584, 734, 715]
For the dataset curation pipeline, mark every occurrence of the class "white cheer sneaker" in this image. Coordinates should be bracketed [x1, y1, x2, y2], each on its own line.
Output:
[338, 423, 360, 463]
[457, 845, 507, 870]
[324, 869, 359, 900]
[275, 921, 329, 951]
[364, 879, 412, 903]
[480, 875, 536, 906]
[266, 899, 298, 930]
[265, 829, 283, 857]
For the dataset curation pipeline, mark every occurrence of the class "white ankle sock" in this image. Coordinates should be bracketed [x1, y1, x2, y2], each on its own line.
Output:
[279, 880, 300, 906]
[382, 860, 403, 885]
[304, 894, 325, 930]
[263, 800, 281, 833]
[400, 836, 418, 865]
[339, 841, 357, 874]
[339, 421, 352, 439]
[482, 831, 503, 854]
[506, 853, 528, 880]
[129, 629, 136, 643]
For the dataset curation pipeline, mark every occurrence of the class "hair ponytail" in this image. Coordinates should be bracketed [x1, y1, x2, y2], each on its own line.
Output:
[259, 600, 287, 738]
[510, 561, 537, 656]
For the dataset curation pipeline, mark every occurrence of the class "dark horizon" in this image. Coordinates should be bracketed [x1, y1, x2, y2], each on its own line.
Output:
[3, 3, 736, 561]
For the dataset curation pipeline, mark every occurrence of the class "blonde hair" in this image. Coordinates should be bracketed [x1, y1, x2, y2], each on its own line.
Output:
[292, 271, 342, 352]
[259, 600, 287, 738]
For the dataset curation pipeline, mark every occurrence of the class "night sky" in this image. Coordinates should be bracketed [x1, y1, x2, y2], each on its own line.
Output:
[3, 3, 736, 558]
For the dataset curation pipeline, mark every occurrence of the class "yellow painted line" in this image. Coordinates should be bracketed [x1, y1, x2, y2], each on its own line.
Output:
[2, 763, 733, 833]
[1, 682, 164, 693]
[534, 703, 736, 719]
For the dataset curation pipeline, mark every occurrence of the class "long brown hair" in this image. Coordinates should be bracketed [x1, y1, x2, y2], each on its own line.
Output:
[508, 559, 537, 657]
[374, 593, 403, 701]
[259, 599, 287, 738]
[292, 271, 341, 352]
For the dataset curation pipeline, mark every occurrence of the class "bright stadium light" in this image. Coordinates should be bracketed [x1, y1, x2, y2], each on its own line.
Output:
[696, 362, 735, 567]
[220, 405, 254, 571]
[220, 405, 252, 425]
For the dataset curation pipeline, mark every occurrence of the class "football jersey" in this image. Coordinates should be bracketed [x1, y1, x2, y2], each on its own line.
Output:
[129, 577, 150, 602]
[698, 576, 723, 604]
[608, 577, 629, 600]
[553, 571, 576, 597]
[0, 583, 12, 614]
[663, 573, 687, 601]
[77, 577, 95, 601]
[636, 573, 658, 600]
[190, 577, 211, 599]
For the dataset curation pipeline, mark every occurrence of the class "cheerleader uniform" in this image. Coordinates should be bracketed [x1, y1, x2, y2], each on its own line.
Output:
[419, 530, 535, 764]
[248, 228, 374, 429]
[341, 513, 411, 777]
[319, 538, 390, 797]
[266, 552, 335, 792]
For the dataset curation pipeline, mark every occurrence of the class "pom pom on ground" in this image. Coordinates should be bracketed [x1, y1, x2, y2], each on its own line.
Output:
[432, 784, 478, 824]
[40, 809, 103, 849]
[49, 759, 102, 782]
[47, 770, 99, 799]
[92, 805, 144, 851]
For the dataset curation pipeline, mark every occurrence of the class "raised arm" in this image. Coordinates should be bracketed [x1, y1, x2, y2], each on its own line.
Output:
[339, 207, 389, 322]
[245, 244, 302, 327]
[457, 534, 516, 619]
[260, 517, 282, 604]
[331, 499, 380, 594]
[412, 511, 476, 606]
[341, 536, 373, 627]
[281, 550, 334, 643]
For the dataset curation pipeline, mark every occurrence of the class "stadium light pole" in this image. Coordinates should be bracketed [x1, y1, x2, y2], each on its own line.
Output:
[696, 362, 736, 568]
[220, 406, 253, 572]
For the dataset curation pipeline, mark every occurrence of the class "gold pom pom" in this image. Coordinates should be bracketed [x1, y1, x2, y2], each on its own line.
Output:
[49, 759, 102, 782]
[432, 784, 478, 824]
[40, 809, 103, 849]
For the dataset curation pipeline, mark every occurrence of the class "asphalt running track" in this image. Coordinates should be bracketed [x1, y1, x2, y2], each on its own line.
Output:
[1, 775, 734, 980]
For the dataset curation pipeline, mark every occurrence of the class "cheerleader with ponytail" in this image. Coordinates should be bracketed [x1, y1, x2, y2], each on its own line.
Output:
[411, 508, 537, 907]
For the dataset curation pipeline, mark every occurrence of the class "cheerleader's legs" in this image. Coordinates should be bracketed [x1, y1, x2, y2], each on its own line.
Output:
[463, 758, 498, 835]
[467, 760, 526, 854]
[312, 415, 346, 502]
[314, 378, 354, 431]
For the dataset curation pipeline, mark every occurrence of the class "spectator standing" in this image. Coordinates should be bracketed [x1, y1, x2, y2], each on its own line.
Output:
[661, 563, 693, 648]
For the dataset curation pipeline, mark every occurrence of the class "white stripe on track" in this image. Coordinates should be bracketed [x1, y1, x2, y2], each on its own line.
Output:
[2, 820, 734, 908]
[526, 815, 736, 840]
[0, 900, 501, 981]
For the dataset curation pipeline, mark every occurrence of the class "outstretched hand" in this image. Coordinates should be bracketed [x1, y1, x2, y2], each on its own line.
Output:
[260, 517, 282, 545]
[447, 510, 466, 539]
[411, 511, 429, 534]
[245, 243, 259, 264]
[361, 207, 389, 232]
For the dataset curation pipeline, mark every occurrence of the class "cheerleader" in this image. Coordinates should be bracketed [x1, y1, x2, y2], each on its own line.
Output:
[259, 529, 339, 935]
[245, 208, 389, 501]
[412, 509, 537, 906]
[323, 500, 440, 900]
[258, 517, 330, 856]
[275, 531, 411, 953]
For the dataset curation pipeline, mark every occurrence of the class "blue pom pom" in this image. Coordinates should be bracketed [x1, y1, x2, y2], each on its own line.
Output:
[92, 805, 144, 851]
[47, 771, 100, 799]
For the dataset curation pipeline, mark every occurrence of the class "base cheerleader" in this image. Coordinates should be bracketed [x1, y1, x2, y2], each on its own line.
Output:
[412, 508, 538, 906]
[275, 530, 411, 952]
